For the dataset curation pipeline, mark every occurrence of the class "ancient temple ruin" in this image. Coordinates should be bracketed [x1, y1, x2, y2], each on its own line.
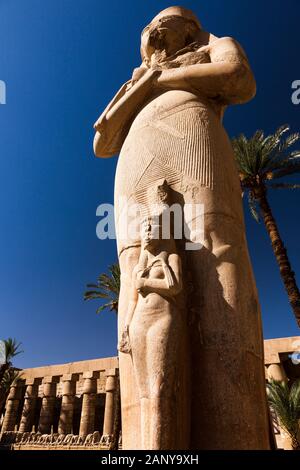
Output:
[0, 337, 299, 450]
[0, 356, 118, 449]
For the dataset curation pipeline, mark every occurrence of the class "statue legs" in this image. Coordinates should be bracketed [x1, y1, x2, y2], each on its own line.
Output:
[187, 213, 270, 449]
[129, 300, 188, 450]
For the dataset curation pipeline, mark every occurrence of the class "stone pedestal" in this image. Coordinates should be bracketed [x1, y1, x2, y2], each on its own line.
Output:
[38, 377, 56, 434]
[102, 369, 117, 437]
[79, 372, 97, 437]
[1, 382, 22, 432]
[58, 375, 76, 435]
[19, 380, 38, 432]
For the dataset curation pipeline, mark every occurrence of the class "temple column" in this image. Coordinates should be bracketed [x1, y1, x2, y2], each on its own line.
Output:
[267, 364, 287, 382]
[58, 374, 77, 435]
[1, 381, 23, 432]
[19, 379, 38, 432]
[102, 369, 117, 437]
[38, 376, 56, 434]
[79, 372, 97, 437]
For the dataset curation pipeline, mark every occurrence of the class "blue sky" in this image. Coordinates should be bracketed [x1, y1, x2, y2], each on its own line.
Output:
[0, 0, 300, 368]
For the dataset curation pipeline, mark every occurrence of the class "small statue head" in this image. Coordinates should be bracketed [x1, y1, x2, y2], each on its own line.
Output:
[141, 6, 201, 67]
[141, 215, 162, 249]
[147, 179, 170, 206]
[142, 180, 175, 249]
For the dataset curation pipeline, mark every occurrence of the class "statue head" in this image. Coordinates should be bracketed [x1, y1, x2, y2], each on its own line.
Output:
[150, 7, 201, 28]
[141, 180, 173, 250]
[141, 6, 202, 67]
[147, 179, 170, 206]
[141, 215, 161, 249]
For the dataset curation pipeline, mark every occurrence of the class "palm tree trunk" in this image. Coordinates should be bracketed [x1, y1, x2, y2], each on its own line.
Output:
[257, 188, 300, 327]
[0, 363, 8, 384]
[109, 375, 121, 450]
[0, 388, 9, 421]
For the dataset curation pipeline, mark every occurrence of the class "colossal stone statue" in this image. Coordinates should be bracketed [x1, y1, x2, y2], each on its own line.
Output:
[94, 6, 271, 449]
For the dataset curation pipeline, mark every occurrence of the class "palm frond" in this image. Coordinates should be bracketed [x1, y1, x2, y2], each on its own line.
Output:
[274, 124, 290, 139]
[232, 125, 300, 189]
[84, 263, 120, 315]
[271, 163, 300, 180]
[4, 338, 23, 363]
[247, 191, 260, 222]
[290, 380, 300, 416]
[96, 302, 116, 314]
[267, 379, 300, 446]
[84, 290, 110, 300]
[0, 369, 22, 392]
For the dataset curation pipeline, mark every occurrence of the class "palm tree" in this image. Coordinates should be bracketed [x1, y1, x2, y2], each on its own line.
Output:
[232, 125, 300, 327]
[84, 263, 120, 314]
[0, 369, 22, 419]
[267, 379, 300, 450]
[0, 338, 23, 383]
[0, 339, 23, 427]
[84, 263, 121, 450]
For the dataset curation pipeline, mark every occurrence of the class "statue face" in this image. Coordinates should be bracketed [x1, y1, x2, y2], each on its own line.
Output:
[141, 219, 161, 248]
[141, 16, 199, 66]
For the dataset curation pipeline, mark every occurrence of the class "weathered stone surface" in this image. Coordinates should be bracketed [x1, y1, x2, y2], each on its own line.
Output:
[58, 376, 77, 435]
[0, 339, 299, 450]
[1, 383, 23, 432]
[38, 380, 56, 434]
[19, 383, 38, 433]
[264, 336, 300, 364]
[94, 6, 270, 450]
[102, 370, 117, 437]
[14, 357, 117, 380]
[79, 375, 97, 437]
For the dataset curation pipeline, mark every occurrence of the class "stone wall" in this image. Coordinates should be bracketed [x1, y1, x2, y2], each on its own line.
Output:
[1, 338, 300, 450]
[0, 356, 119, 450]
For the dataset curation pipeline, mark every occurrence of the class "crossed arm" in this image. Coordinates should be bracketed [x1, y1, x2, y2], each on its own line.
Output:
[136, 253, 183, 298]
[155, 37, 256, 104]
[94, 36, 256, 157]
[124, 252, 182, 328]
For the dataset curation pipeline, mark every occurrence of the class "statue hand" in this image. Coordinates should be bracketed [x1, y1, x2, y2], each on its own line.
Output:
[136, 278, 146, 291]
[128, 67, 162, 90]
[118, 325, 131, 354]
[131, 67, 149, 85]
